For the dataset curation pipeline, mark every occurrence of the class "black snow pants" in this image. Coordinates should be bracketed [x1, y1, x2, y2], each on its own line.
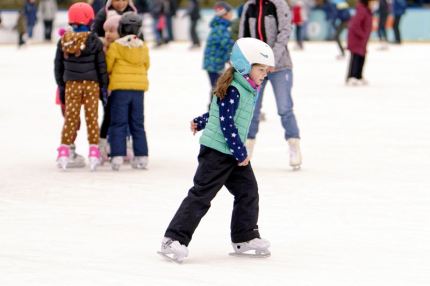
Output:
[165, 145, 260, 246]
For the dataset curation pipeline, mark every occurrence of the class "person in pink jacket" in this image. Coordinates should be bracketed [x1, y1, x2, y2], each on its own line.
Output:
[346, 0, 373, 85]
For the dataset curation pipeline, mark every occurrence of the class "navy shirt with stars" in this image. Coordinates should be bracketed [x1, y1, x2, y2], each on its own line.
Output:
[193, 86, 249, 162]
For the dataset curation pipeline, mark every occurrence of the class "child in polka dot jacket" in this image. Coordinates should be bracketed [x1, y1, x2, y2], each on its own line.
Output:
[54, 3, 108, 171]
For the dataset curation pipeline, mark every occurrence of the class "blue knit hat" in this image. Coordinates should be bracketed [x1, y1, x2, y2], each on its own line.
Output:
[214, 1, 233, 17]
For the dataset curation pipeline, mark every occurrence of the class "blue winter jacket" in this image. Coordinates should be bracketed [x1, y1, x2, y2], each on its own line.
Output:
[393, 0, 407, 16]
[24, 2, 37, 26]
[203, 16, 234, 73]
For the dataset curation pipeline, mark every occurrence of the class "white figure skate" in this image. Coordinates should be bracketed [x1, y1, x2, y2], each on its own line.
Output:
[88, 145, 101, 171]
[230, 238, 271, 258]
[288, 138, 302, 171]
[111, 156, 123, 171]
[157, 237, 189, 264]
[98, 138, 110, 165]
[131, 156, 148, 169]
[56, 145, 70, 170]
[67, 144, 86, 168]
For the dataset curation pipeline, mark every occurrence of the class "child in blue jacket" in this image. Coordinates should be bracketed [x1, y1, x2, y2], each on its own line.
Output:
[203, 1, 235, 100]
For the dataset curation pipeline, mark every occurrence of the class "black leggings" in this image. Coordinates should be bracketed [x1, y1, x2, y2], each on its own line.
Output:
[100, 97, 111, 139]
[347, 53, 366, 80]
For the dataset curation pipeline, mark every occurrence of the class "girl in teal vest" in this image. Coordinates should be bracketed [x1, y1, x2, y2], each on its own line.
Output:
[158, 38, 275, 263]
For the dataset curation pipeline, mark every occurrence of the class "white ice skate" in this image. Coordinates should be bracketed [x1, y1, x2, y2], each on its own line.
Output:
[131, 156, 148, 169]
[124, 138, 134, 163]
[230, 238, 271, 258]
[288, 138, 302, 171]
[67, 144, 86, 168]
[56, 145, 70, 170]
[346, 77, 360, 86]
[157, 237, 189, 264]
[88, 145, 101, 172]
[99, 138, 110, 165]
[111, 156, 123, 171]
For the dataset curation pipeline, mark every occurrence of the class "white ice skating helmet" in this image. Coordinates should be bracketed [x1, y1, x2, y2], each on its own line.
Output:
[230, 38, 275, 75]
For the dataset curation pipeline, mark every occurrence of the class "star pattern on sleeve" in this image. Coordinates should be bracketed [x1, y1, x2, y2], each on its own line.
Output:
[218, 86, 248, 162]
[193, 112, 209, 131]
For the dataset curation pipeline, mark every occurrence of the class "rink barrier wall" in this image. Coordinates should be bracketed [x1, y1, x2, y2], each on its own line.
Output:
[0, 8, 429, 44]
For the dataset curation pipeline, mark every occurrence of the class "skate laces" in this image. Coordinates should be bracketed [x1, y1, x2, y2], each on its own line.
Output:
[89, 145, 101, 158]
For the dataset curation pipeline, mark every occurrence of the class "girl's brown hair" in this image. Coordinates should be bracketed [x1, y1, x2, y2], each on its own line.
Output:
[213, 67, 235, 100]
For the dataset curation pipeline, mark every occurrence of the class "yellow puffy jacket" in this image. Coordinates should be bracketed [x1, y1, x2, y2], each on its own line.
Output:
[106, 35, 150, 91]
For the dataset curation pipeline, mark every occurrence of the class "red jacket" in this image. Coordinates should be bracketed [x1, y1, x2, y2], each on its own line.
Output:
[292, 5, 303, 25]
[347, 3, 372, 56]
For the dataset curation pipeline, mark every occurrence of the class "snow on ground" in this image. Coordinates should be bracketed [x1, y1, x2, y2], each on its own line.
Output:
[0, 42, 430, 286]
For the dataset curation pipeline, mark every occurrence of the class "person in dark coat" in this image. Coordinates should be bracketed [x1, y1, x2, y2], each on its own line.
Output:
[346, 0, 372, 85]
[92, 0, 137, 37]
[392, 0, 407, 44]
[377, 0, 389, 49]
[185, 0, 201, 48]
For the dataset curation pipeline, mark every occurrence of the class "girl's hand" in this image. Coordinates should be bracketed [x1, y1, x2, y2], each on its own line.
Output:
[190, 121, 198, 135]
[238, 156, 250, 166]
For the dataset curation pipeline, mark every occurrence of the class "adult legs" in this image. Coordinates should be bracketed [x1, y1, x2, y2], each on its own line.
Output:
[268, 69, 300, 140]
[190, 19, 200, 46]
[393, 15, 402, 44]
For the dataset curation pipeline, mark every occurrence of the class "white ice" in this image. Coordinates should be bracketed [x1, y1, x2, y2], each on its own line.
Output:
[1, 42, 430, 286]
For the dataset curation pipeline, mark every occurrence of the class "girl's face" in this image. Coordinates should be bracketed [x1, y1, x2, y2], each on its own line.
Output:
[249, 64, 269, 86]
[105, 27, 119, 44]
[111, 0, 129, 13]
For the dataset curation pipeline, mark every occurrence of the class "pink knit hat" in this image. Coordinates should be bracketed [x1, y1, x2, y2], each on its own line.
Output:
[105, 0, 137, 13]
[103, 11, 122, 32]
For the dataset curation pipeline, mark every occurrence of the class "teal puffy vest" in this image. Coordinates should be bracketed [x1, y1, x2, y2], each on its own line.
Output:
[199, 72, 257, 156]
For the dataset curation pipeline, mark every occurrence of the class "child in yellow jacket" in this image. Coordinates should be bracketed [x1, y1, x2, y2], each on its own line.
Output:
[106, 12, 150, 171]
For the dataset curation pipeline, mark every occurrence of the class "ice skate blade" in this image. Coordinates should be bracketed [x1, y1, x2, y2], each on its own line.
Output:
[229, 251, 271, 258]
[57, 158, 68, 170]
[291, 165, 301, 171]
[157, 251, 184, 264]
[67, 161, 86, 168]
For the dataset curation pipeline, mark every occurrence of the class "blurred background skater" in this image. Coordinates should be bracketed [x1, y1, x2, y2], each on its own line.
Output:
[292, 0, 306, 50]
[392, 0, 407, 44]
[15, 8, 27, 47]
[151, 0, 169, 47]
[165, 0, 179, 43]
[239, 0, 302, 170]
[184, 0, 201, 49]
[38, 0, 57, 41]
[203, 1, 234, 106]
[24, 0, 37, 41]
[333, 0, 351, 59]
[346, 0, 373, 85]
[376, 0, 389, 50]
[93, 0, 138, 37]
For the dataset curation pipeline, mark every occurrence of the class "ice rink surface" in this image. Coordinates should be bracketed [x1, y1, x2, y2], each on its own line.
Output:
[1, 42, 430, 286]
